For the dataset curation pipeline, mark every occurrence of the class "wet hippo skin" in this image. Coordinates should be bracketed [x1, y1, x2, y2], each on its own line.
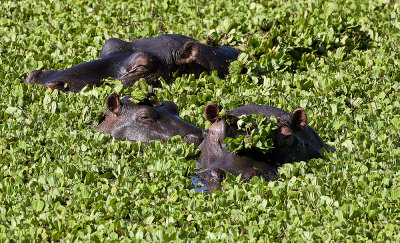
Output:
[198, 103, 329, 185]
[25, 34, 239, 92]
[97, 93, 208, 147]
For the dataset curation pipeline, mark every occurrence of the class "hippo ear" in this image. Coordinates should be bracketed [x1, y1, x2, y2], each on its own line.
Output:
[204, 103, 220, 123]
[291, 107, 307, 130]
[105, 93, 121, 115]
[175, 41, 199, 65]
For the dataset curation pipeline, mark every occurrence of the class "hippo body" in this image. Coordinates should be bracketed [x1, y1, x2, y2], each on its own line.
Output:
[97, 93, 207, 147]
[25, 34, 239, 92]
[198, 104, 328, 183]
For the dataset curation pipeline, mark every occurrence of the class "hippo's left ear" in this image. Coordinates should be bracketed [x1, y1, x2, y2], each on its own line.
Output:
[105, 93, 121, 115]
[175, 41, 199, 65]
[291, 107, 307, 130]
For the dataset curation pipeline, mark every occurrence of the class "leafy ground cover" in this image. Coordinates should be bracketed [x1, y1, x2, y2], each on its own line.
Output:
[1, 0, 400, 241]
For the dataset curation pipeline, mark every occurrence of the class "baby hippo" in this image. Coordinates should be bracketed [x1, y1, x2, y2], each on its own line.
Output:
[25, 34, 239, 92]
[198, 103, 329, 183]
[97, 93, 207, 147]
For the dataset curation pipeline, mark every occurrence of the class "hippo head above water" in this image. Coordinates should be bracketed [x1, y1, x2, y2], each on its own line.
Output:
[198, 103, 328, 183]
[25, 34, 239, 92]
[96, 93, 207, 147]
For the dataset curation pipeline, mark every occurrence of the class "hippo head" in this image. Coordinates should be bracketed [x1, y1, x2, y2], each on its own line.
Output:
[25, 34, 239, 92]
[96, 93, 207, 147]
[198, 103, 327, 182]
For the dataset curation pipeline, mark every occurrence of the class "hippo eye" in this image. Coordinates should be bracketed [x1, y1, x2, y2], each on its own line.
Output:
[132, 65, 153, 75]
[125, 52, 156, 77]
[137, 108, 157, 124]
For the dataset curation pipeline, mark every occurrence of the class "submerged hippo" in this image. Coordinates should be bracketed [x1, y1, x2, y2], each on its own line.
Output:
[96, 93, 207, 147]
[25, 34, 239, 92]
[198, 103, 329, 184]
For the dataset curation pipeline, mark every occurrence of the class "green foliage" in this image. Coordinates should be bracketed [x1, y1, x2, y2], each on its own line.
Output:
[128, 79, 162, 106]
[223, 114, 277, 154]
[1, 0, 400, 241]
[128, 80, 149, 104]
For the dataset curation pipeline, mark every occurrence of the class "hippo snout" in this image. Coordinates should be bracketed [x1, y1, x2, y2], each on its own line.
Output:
[25, 70, 69, 91]
[25, 70, 43, 84]
[25, 70, 59, 85]
[184, 130, 208, 147]
[184, 134, 203, 148]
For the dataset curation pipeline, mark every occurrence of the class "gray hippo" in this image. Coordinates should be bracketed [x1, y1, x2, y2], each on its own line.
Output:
[25, 34, 239, 92]
[198, 103, 329, 184]
[96, 93, 207, 147]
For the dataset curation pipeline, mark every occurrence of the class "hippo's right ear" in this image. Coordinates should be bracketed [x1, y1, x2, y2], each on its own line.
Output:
[175, 41, 199, 65]
[204, 103, 220, 123]
[105, 93, 121, 115]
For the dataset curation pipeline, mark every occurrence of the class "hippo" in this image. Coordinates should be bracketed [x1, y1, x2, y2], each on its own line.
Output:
[198, 103, 329, 185]
[25, 34, 239, 92]
[96, 93, 207, 147]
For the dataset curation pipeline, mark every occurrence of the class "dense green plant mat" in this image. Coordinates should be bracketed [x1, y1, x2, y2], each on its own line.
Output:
[222, 114, 278, 154]
[1, 0, 400, 241]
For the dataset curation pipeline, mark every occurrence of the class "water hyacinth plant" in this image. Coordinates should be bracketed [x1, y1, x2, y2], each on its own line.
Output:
[128, 79, 162, 106]
[223, 114, 278, 154]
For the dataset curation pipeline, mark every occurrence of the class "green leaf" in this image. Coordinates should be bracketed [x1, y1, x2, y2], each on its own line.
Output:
[32, 199, 45, 212]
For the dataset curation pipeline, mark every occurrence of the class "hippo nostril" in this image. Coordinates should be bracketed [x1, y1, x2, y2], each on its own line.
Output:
[25, 70, 43, 84]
